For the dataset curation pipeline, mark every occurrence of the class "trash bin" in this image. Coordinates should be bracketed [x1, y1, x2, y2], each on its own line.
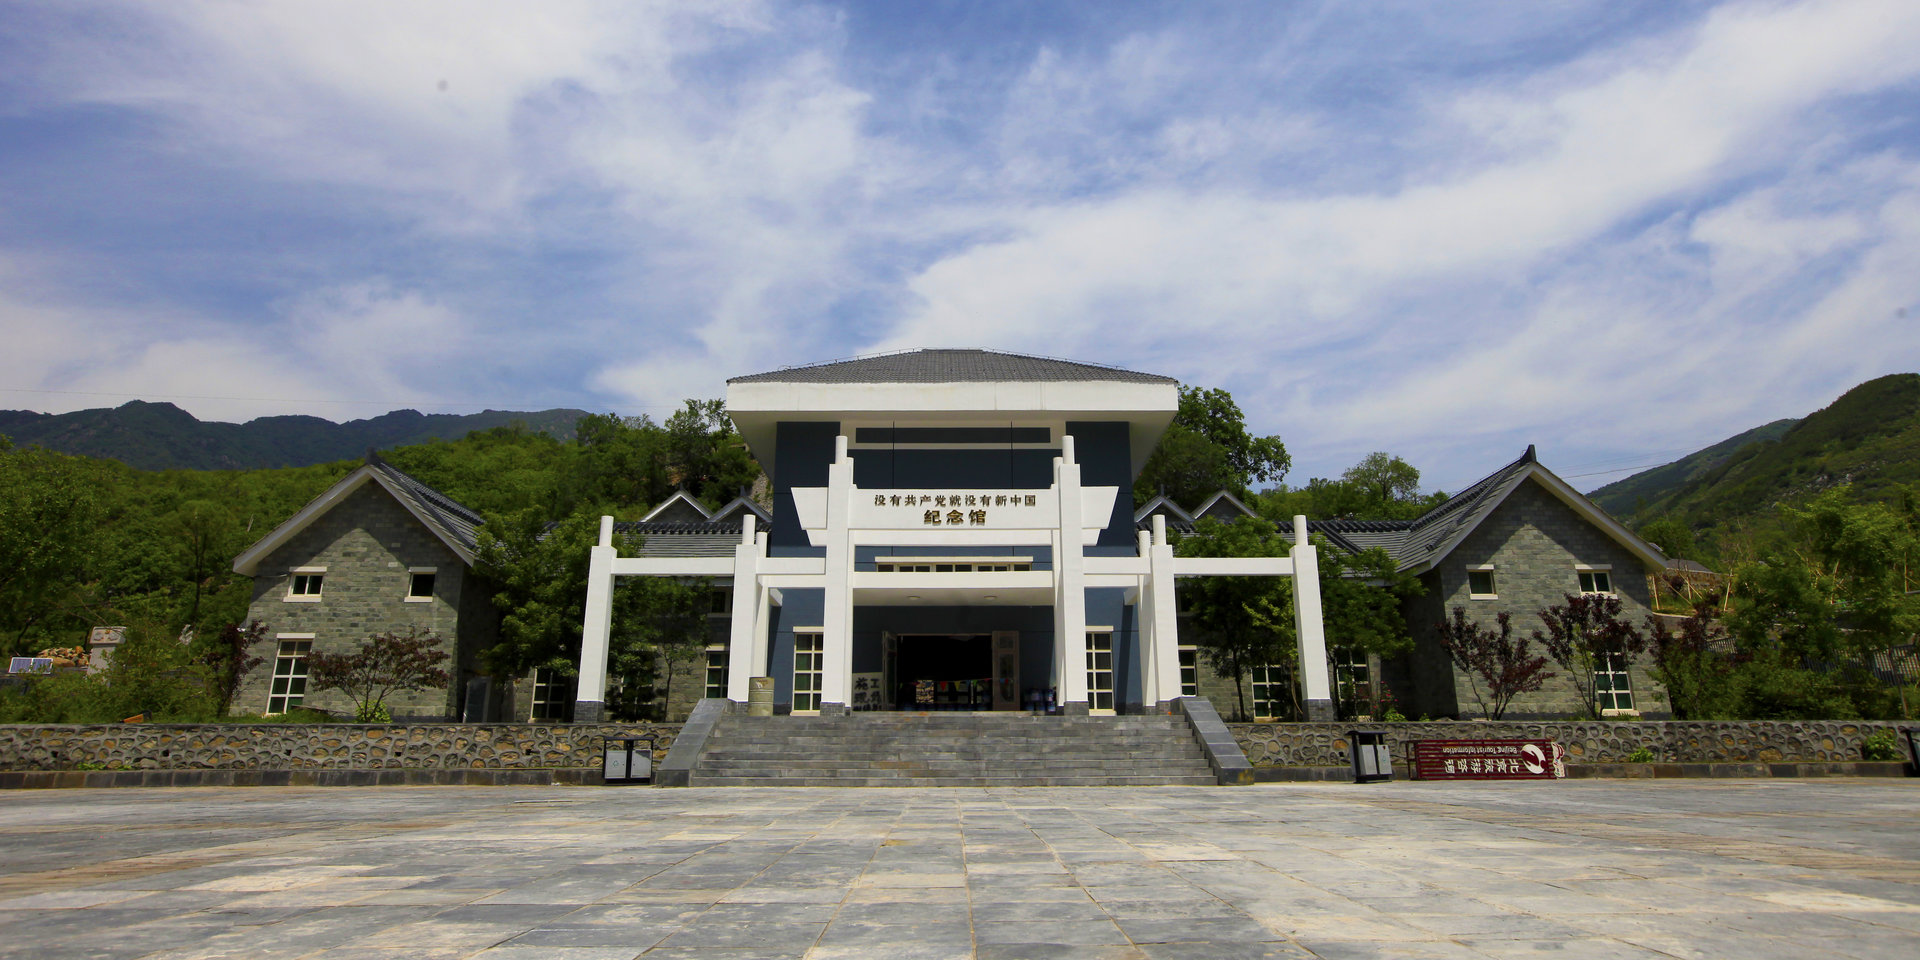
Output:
[748, 677, 775, 717]
[1349, 729, 1393, 784]
[602, 736, 655, 785]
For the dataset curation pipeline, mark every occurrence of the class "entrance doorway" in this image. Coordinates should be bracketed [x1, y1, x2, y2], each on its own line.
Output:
[893, 634, 992, 710]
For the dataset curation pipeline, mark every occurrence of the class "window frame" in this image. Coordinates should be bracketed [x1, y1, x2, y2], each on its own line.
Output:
[1249, 664, 1289, 721]
[704, 644, 730, 700]
[266, 634, 313, 714]
[1576, 565, 1615, 596]
[1178, 644, 1199, 698]
[791, 630, 824, 715]
[404, 567, 437, 602]
[1084, 628, 1115, 715]
[1594, 651, 1636, 715]
[529, 667, 576, 722]
[1466, 564, 1497, 600]
[285, 567, 326, 602]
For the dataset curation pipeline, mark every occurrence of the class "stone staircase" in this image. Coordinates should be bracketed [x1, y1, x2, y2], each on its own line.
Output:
[680, 712, 1220, 786]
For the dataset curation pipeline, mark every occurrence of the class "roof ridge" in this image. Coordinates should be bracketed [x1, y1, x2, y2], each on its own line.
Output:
[728, 347, 1176, 384]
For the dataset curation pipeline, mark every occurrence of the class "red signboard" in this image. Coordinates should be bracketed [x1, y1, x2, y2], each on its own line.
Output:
[1411, 739, 1565, 780]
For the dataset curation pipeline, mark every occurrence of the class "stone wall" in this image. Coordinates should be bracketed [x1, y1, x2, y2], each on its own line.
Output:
[0, 723, 681, 772]
[1230, 720, 1913, 766]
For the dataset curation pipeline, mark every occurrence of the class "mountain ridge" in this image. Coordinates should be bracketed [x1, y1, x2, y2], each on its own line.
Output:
[0, 401, 592, 470]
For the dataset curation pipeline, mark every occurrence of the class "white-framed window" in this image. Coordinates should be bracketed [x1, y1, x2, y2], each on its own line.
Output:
[1249, 664, 1289, 721]
[405, 568, 436, 602]
[1178, 644, 1199, 698]
[1577, 566, 1614, 595]
[792, 632, 824, 714]
[529, 668, 575, 721]
[1595, 652, 1635, 713]
[286, 567, 325, 602]
[1467, 565, 1497, 599]
[704, 645, 729, 700]
[1085, 629, 1114, 715]
[267, 635, 313, 714]
[1333, 647, 1371, 706]
[874, 557, 1032, 573]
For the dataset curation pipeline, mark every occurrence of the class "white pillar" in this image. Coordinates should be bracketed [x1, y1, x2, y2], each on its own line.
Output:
[1137, 529, 1158, 709]
[1290, 514, 1335, 721]
[819, 434, 855, 713]
[575, 516, 618, 721]
[1147, 513, 1183, 709]
[1052, 435, 1089, 712]
[725, 514, 761, 702]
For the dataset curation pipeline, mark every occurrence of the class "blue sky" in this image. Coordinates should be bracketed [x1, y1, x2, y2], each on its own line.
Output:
[2, 0, 1917, 494]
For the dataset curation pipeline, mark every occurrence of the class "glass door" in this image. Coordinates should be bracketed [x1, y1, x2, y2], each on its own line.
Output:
[792, 632, 823, 714]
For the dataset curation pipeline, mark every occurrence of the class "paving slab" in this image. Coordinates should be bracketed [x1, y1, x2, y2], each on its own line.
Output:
[0, 780, 1917, 958]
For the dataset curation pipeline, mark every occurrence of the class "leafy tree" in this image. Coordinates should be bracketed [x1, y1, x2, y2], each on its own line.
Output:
[664, 399, 761, 508]
[195, 620, 269, 716]
[0, 444, 103, 655]
[0, 620, 220, 723]
[609, 576, 712, 720]
[1646, 600, 1737, 720]
[1436, 607, 1554, 719]
[306, 626, 452, 722]
[1532, 593, 1648, 719]
[475, 508, 598, 680]
[168, 498, 238, 627]
[1637, 517, 1696, 562]
[1136, 386, 1289, 506]
[1343, 452, 1422, 509]
[1175, 516, 1297, 721]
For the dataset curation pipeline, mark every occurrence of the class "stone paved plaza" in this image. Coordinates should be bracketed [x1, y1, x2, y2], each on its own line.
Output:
[1, 781, 1917, 959]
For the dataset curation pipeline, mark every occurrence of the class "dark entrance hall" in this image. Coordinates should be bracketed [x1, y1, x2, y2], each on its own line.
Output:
[894, 634, 990, 710]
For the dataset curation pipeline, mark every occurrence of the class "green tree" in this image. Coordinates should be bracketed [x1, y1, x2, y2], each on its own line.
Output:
[664, 399, 762, 508]
[1175, 516, 1297, 721]
[1343, 452, 1422, 510]
[1257, 452, 1447, 522]
[609, 576, 711, 720]
[0, 444, 104, 655]
[1637, 517, 1696, 562]
[195, 620, 269, 716]
[1646, 600, 1737, 720]
[1135, 387, 1289, 506]
[475, 508, 598, 680]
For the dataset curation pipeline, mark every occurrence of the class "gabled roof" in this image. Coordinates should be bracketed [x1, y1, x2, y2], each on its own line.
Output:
[1132, 492, 1193, 524]
[641, 490, 713, 523]
[1311, 446, 1671, 574]
[1140, 448, 1671, 575]
[728, 348, 1177, 385]
[1192, 490, 1255, 522]
[232, 455, 484, 576]
[709, 494, 772, 525]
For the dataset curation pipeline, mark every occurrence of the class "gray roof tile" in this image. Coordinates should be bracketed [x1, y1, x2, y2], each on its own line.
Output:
[367, 456, 484, 558]
[728, 348, 1176, 384]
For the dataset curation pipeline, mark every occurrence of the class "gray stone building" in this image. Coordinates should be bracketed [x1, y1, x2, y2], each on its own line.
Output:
[230, 455, 769, 723]
[1150, 446, 1672, 721]
[230, 455, 499, 720]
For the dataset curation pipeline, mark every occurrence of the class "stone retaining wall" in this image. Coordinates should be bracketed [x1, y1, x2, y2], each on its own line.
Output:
[0, 723, 681, 772]
[1229, 720, 1915, 766]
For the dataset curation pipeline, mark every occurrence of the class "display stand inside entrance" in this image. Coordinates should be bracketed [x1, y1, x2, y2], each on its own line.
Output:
[895, 634, 996, 711]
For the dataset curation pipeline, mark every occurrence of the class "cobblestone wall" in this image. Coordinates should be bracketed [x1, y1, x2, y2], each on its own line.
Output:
[1230, 720, 1913, 766]
[0, 723, 681, 771]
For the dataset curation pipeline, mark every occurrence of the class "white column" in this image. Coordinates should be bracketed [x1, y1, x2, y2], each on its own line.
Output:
[1290, 514, 1335, 721]
[820, 434, 855, 713]
[575, 515, 618, 721]
[725, 514, 761, 702]
[1147, 513, 1183, 708]
[751, 534, 773, 684]
[1052, 435, 1089, 712]
[1137, 528, 1158, 709]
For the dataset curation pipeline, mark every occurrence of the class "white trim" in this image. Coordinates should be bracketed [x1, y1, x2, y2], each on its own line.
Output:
[1573, 563, 1613, 571]
[1192, 489, 1254, 520]
[641, 490, 713, 523]
[291, 565, 328, 573]
[1466, 566, 1498, 600]
[273, 632, 316, 640]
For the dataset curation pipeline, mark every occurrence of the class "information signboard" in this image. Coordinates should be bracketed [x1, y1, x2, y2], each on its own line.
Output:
[1410, 739, 1564, 780]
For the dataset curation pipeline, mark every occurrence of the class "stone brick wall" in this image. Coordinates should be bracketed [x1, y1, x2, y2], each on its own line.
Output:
[1230, 720, 1913, 766]
[237, 482, 484, 720]
[1399, 479, 1668, 720]
[0, 723, 681, 771]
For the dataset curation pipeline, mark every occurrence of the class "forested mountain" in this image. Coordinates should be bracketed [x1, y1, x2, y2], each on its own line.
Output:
[1593, 373, 1920, 550]
[1590, 418, 1800, 517]
[0, 401, 591, 470]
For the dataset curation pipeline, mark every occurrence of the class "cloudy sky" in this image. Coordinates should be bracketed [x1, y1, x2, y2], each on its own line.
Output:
[2, 0, 1917, 493]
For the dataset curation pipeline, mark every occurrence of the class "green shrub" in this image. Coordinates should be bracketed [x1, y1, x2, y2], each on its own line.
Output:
[1626, 747, 1656, 763]
[1862, 729, 1904, 762]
